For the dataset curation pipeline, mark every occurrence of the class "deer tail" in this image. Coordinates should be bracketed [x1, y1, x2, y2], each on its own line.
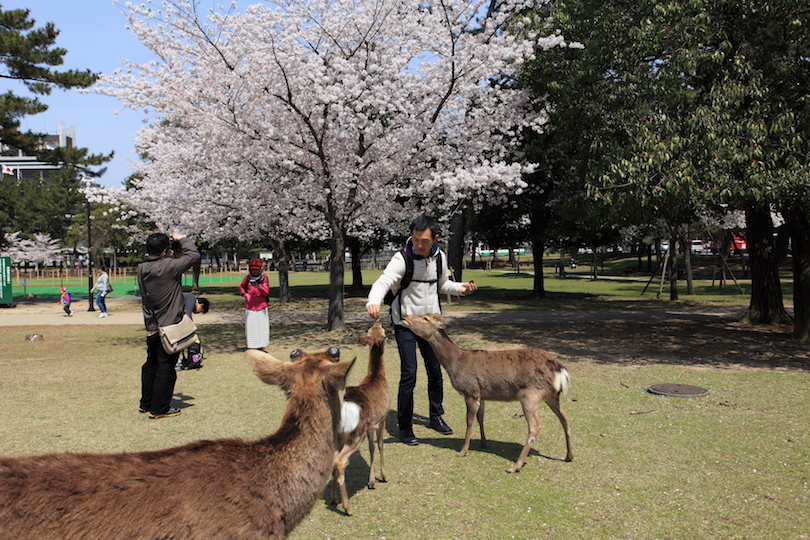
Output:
[553, 367, 570, 396]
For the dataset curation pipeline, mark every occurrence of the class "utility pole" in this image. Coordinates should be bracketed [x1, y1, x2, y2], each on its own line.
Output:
[84, 177, 95, 312]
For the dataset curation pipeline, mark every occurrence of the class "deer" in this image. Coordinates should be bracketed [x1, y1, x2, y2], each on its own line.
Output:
[401, 313, 573, 473]
[0, 347, 355, 540]
[330, 320, 389, 516]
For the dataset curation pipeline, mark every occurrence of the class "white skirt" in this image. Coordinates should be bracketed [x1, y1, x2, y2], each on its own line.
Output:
[245, 308, 270, 349]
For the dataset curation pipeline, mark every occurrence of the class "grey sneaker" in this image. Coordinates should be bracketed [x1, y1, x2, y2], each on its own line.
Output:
[148, 407, 181, 419]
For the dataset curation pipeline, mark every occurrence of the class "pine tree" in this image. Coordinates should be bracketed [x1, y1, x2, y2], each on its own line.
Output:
[0, 6, 97, 154]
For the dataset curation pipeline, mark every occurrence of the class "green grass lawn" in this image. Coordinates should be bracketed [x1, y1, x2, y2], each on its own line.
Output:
[0, 316, 807, 539]
[8, 252, 787, 308]
[1, 265, 807, 539]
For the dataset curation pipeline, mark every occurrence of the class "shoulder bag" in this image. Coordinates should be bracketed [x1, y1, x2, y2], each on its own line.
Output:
[159, 314, 198, 354]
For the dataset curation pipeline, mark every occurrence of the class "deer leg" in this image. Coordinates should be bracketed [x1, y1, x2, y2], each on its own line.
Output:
[508, 400, 541, 473]
[459, 396, 480, 457]
[477, 399, 487, 449]
[375, 421, 387, 483]
[336, 458, 353, 516]
[546, 394, 573, 462]
[366, 430, 376, 490]
[332, 441, 356, 515]
[329, 463, 341, 506]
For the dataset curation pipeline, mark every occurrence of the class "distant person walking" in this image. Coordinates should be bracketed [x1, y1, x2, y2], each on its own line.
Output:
[92, 267, 110, 318]
[138, 233, 201, 419]
[58, 287, 72, 316]
[239, 259, 270, 350]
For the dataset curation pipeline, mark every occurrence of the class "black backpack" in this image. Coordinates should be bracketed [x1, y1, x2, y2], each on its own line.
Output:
[180, 337, 203, 370]
[383, 248, 443, 306]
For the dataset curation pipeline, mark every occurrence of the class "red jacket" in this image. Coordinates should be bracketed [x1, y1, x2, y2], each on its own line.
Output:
[240, 274, 270, 311]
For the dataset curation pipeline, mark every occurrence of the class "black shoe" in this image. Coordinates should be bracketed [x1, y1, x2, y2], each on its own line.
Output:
[149, 407, 181, 419]
[429, 417, 453, 435]
[400, 431, 419, 446]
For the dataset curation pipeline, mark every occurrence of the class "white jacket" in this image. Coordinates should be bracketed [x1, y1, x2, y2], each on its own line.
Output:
[366, 249, 465, 325]
[92, 272, 109, 294]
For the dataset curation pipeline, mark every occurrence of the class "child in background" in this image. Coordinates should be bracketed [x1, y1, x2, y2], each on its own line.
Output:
[58, 286, 72, 316]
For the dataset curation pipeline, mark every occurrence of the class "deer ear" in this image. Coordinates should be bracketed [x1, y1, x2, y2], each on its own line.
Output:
[358, 335, 371, 346]
[325, 357, 356, 389]
[247, 349, 289, 386]
[439, 316, 456, 329]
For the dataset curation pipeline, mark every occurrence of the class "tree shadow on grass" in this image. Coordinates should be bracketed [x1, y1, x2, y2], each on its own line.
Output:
[194, 325, 246, 354]
[469, 320, 810, 372]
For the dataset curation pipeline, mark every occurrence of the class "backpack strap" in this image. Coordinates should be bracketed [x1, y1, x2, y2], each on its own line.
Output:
[384, 249, 413, 306]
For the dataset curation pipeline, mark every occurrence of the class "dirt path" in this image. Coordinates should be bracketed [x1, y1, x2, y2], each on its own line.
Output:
[1, 298, 748, 327]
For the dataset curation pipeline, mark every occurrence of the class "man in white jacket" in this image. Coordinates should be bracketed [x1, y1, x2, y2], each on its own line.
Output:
[367, 215, 477, 446]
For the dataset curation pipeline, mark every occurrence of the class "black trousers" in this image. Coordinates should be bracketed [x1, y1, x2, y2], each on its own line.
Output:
[394, 324, 445, 432]
[140, 333, 179, 415]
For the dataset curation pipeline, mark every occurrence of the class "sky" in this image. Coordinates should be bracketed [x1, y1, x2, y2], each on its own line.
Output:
[7, 0, 157, 188]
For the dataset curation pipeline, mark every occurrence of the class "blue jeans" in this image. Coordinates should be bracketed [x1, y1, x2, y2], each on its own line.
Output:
[394, 324, 445, 433]
[94, 291, 107, 313]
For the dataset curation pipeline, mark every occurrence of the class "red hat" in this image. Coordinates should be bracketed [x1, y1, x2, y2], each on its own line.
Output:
[249, 259, 263, 269]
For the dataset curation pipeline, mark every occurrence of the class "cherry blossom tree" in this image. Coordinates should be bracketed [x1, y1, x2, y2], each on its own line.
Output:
[98, 0, 569, 329]
[1, 232, 62, 267]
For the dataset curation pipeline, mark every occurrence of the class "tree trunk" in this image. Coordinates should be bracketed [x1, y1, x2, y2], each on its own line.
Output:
[327, 232, 347, 332]
[782, 205, 810, 340]
[191, 257, 201, 293]
[347, 238, 364, 291]
[742, 205, 791, 324]
[447, 210, 466, 281]
[529, 206, 548, 297]
[275, 240, 291, 303]
[669, 232, 678, 301]
[681, 235, 695, 295]
[530, 234, 546, 297]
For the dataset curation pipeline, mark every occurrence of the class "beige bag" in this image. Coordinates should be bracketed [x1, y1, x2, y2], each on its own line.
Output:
[159, 314, 198, 354]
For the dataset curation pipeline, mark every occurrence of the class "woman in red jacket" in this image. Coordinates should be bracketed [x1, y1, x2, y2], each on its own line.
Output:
[239, 258, 270, 349]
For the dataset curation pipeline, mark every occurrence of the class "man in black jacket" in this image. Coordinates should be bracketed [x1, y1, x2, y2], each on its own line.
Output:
[137, 232, 200, 419]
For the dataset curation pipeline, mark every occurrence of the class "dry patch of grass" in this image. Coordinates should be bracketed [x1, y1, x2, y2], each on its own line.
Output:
[0, 321, 807, 540]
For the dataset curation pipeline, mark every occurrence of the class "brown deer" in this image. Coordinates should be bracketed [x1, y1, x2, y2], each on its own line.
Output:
[0, 347, 355, 540]
[402, 313, 572, 473]
[330, 320, 389, 516]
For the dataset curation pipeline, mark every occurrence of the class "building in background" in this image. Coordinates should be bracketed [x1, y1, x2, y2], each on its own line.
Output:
[1, 121, 75, 180]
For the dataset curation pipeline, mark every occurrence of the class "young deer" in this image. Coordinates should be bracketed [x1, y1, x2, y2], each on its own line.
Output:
[330, 320, 389, 516]
[402, 313, 573, 473]
[0, 348, 355, 540]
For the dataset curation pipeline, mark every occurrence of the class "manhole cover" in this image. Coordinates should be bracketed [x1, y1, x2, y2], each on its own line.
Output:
[646, 383, 710, 397]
